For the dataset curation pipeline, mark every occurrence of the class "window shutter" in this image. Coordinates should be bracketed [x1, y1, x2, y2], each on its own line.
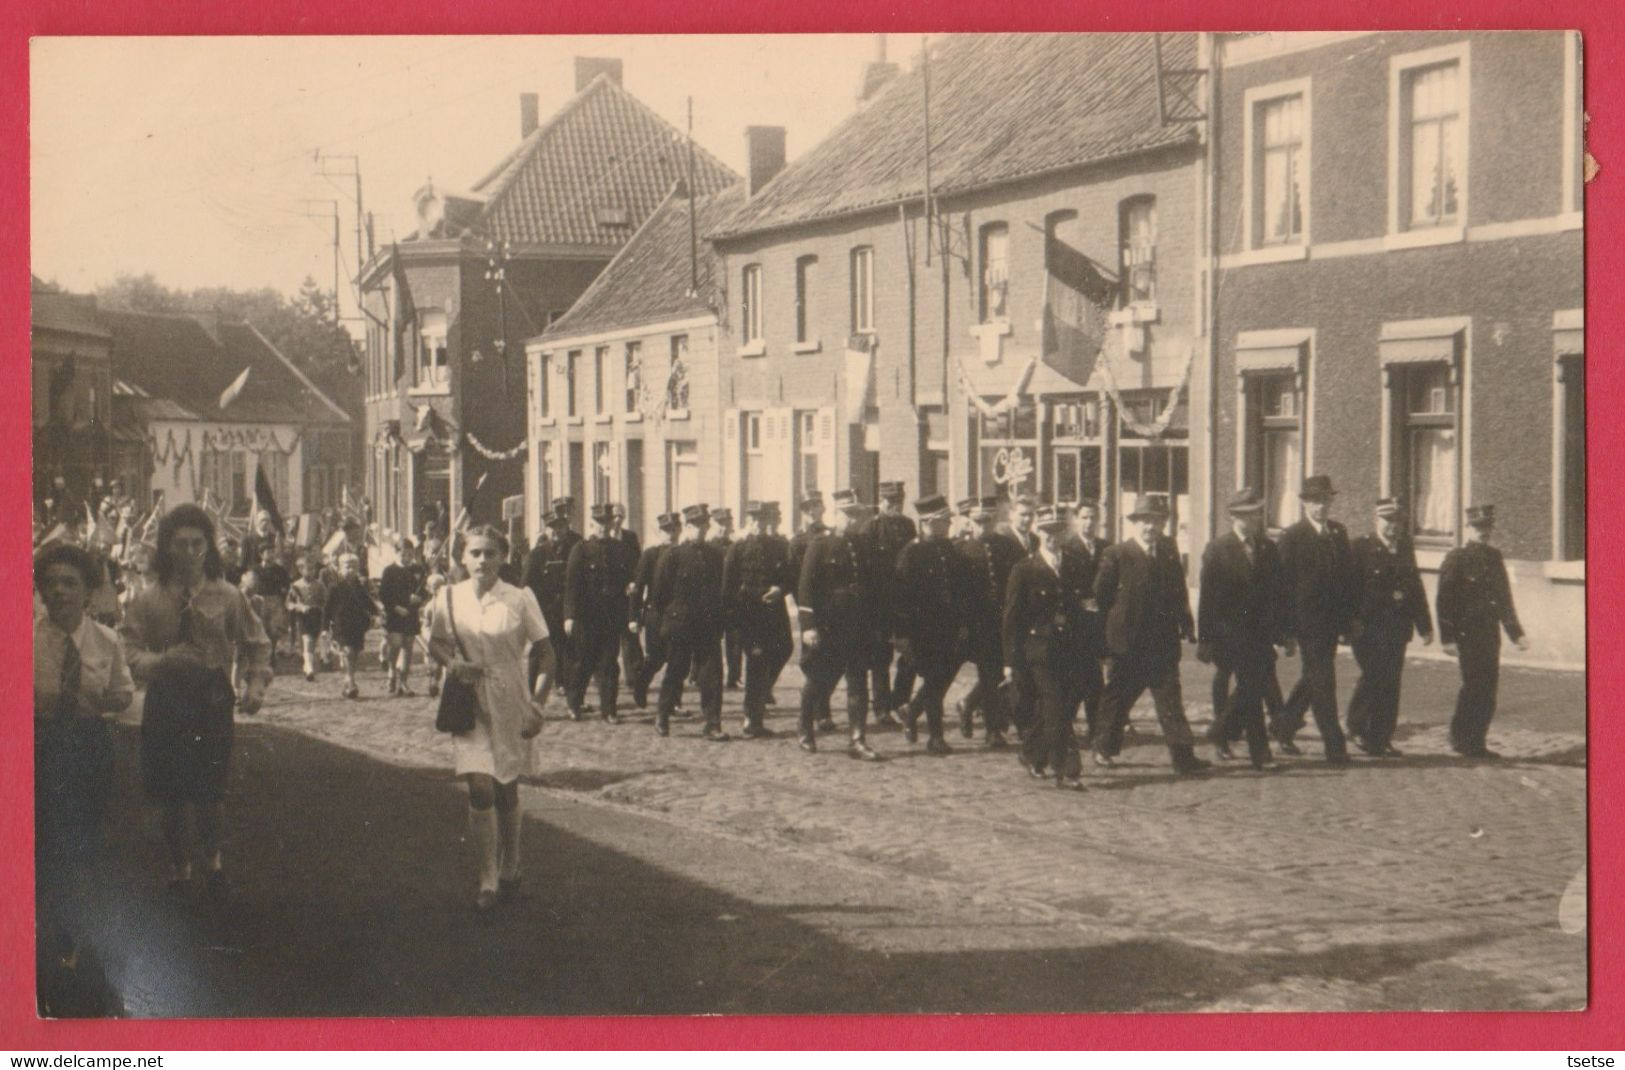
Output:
[817, 406, 838, 494]
[765, 407, 794, 512]
[722, 408, 741, 517]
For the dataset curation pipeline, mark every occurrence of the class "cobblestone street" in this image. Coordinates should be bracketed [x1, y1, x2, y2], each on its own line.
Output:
[70, 640, 1582, 1016]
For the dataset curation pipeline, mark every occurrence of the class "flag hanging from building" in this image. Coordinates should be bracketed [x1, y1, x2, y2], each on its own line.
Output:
[1040, 234, 1116, 385]
[843, 334, 875, 425]
[218, 365, 251, 410]
[254, 460, 286, 541]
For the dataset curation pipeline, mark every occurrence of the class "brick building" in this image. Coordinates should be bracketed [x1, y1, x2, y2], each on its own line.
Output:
[1208, 31, 1584, 664]
[706, 34, 1210, 550]
[525, 182, 744, 543]
[358, 58, 735, 543]
[31, 278, 115, 516]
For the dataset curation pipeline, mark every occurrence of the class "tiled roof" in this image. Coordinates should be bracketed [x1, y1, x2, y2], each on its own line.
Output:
[536, 183, 744, 343]
[714, 33, 1199, 238]
[32, 290, 110, 340]
[101, 309, 349, 427]
[466, 74, 738, 249]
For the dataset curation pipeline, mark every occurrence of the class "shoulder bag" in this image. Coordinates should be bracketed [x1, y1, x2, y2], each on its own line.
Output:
[435, 585, 480, 735]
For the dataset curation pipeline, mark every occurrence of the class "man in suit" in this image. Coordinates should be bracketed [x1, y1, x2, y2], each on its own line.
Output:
[1437, 504, 1530, 759]
[1274, 475, 1355, 764]
[1003, 505, 1092, 790]
[723, 501, 794, 739]
[866, 481, 918, 723]
[1346, 498, 1434, 756]
[650, 504, 728, 741]
[1004, 495, 1039, 557]
[955, 497, 1026, 747]
[1093, 494, 1209, 774]
[564, 503, 637, 724]
[627, 511, 681, 709]
[1061, 500, 1110, 747]
[796, 490, 881, 760]
[522, 499, 581, 707]
[894, 495, 972, 755]
[1197, 487, 1287, 771]
[707, 507, 742, 690]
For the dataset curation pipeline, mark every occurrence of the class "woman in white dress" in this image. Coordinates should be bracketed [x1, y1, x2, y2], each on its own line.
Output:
[429, 525, 556, 910]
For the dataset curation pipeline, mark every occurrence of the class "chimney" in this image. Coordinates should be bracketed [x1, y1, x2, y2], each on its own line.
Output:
[574, 57, 624, 92]
[520, 93, 539, 138]
[856, 34, 899, 105]
[744, 125, 787, 199]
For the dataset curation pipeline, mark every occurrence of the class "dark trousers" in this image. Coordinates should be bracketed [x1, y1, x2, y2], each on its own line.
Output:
[568, 628, 621, 718]
[724, 624, 743, 687]
[1076, 654, 1105, 748]
[620, 628, 645, 700]
[1275, 636, 1349, 759]
[886, 648, 918, 714]
[660, 630, 722, 728]
[1347, 637, 1409, 750]
[1449, 635, 1501, 754]
[1018, 658, 1082, 778]
[1097, 654, 1196, 758]
[632, 619, 666, 706]
[800, 639, 870, 740]
[960, 638, 1009, 735]
[742, 617, 793, 728]
[1212, 645, 1274, 762]
[910, 649, 961, 741]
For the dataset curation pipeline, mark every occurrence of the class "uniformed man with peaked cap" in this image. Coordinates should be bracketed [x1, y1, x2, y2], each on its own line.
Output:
[650, 503, 729, 740]
[723, 501, 794, 738]
[1345, 497, 1433, 757]
[628, 511, 682, 708]
[563, 502, 636, 724]
[796, 490, 881, 760]
[893, 495, 972, 755]
[1436, 504, 1530, 759]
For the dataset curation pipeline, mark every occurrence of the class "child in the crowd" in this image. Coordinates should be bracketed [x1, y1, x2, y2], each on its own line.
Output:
[286, 553, 329, 682]
[379, 538, 427, 696]
[238, 568, 271, 694]
[421, 570, 447, 698]
[250, 543, 292, 663]
[324, 552, 377, 700]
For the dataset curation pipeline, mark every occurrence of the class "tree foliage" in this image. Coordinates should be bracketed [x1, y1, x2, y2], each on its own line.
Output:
[94, 273, 362, 420]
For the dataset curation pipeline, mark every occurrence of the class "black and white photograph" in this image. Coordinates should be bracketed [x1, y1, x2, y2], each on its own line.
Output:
[28, 30, 1586, 1019]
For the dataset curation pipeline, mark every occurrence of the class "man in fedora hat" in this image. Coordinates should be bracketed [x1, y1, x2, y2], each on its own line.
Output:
[893, 495, 973, 755]
[1197, 487, 1287, 770]
[627, 511, 682, 708]
[867, 480, 918, 725]
[1003, 504, 1092, 789]
[1092, 493, 1210, 774]
[1437, 505, 1530, 759]
[1345, 498, 1433, 757]
[723, 501, 794, 738]
[955, 497, 1026, 746]
[650, 504, 729, 740]
[796, 490, 882, 760]
[563, 503, 637, 724]
[1274, 475, 1356, 764]
[522, 498, 582, 707]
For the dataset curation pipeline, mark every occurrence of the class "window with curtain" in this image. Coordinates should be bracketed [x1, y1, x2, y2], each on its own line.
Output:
[795, 255, 817, 344]
[624, 342, 642, 413]
[850, 246, 874, 333]
[566, 350, 580, 417]
[1404, 62, 1463, 228]
[1244, 373, 1302, 530]
[594, 346, 609, 414]
[668, 335, 690, 410]
[667, 441, 698, 512]
[418, 310, 449, 387]
[1119, 197, 1157, 305]
[741, 264, 763, 346]
[593, 441, 613, 505]
[979, 223, 1009, 323]
[1394, 363, 1457, 541]
[796, 410, 820, 502]
[1257, 94, 1306, 245]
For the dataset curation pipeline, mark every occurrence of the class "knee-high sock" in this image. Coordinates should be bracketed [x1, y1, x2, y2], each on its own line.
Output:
[468, 806, 500, 893]
[496, 805, 522, 881]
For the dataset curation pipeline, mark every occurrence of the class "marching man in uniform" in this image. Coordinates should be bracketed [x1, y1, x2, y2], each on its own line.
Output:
[893, 495, 972, 755]
[955, 497, 1025, 747]
[1436, 504, 1530, 760]
[628, 512, 681, 709]
[650, 504, 729, 741]
[723, 501, 794, 739]
[707, 507, 743, 691]
[796, 490, 881, 760]
[867, 481, 918, 725]
[563, 503, 636, 725]
[1346, 498, 1433, 757]
[1003, 504, 1091, 789]
[1092, 494, 1210, 775]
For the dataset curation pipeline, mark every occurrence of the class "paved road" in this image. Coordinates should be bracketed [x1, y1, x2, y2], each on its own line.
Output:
[71, 644, 1585, 1016]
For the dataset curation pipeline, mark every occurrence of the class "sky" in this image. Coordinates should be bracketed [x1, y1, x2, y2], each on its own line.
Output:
[30, 34, 907, 318]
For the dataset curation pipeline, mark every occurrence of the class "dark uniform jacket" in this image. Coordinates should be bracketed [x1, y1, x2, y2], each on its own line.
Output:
[1003, 550, 1091, 670]
[1277, 518, 1357, 644]
[1060, 533, 1109, 650]
[1094, 536, 1194, 662]
[564, 535, 636, 636]
[630, 542, 672, 631]
[958, 532, 1027, 648]
[522, 530, 581, 628]
[1349, 534, 1433, 645]
[894, 537, 972, 658]
[618, 528, 642, 557]
[1197, 531, 1286, 651]
[788, 522, 827, 586]
[1436, 541, 1524, 646]
[864, 512, 917, 637]
[723, 533, 794, 631]
[796, 531, 868, 641]
[652, 538, 726, 642]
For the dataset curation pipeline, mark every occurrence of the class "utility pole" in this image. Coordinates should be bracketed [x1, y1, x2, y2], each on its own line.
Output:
[301, 198, 341, 323]
[314, 149, 371, 321]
